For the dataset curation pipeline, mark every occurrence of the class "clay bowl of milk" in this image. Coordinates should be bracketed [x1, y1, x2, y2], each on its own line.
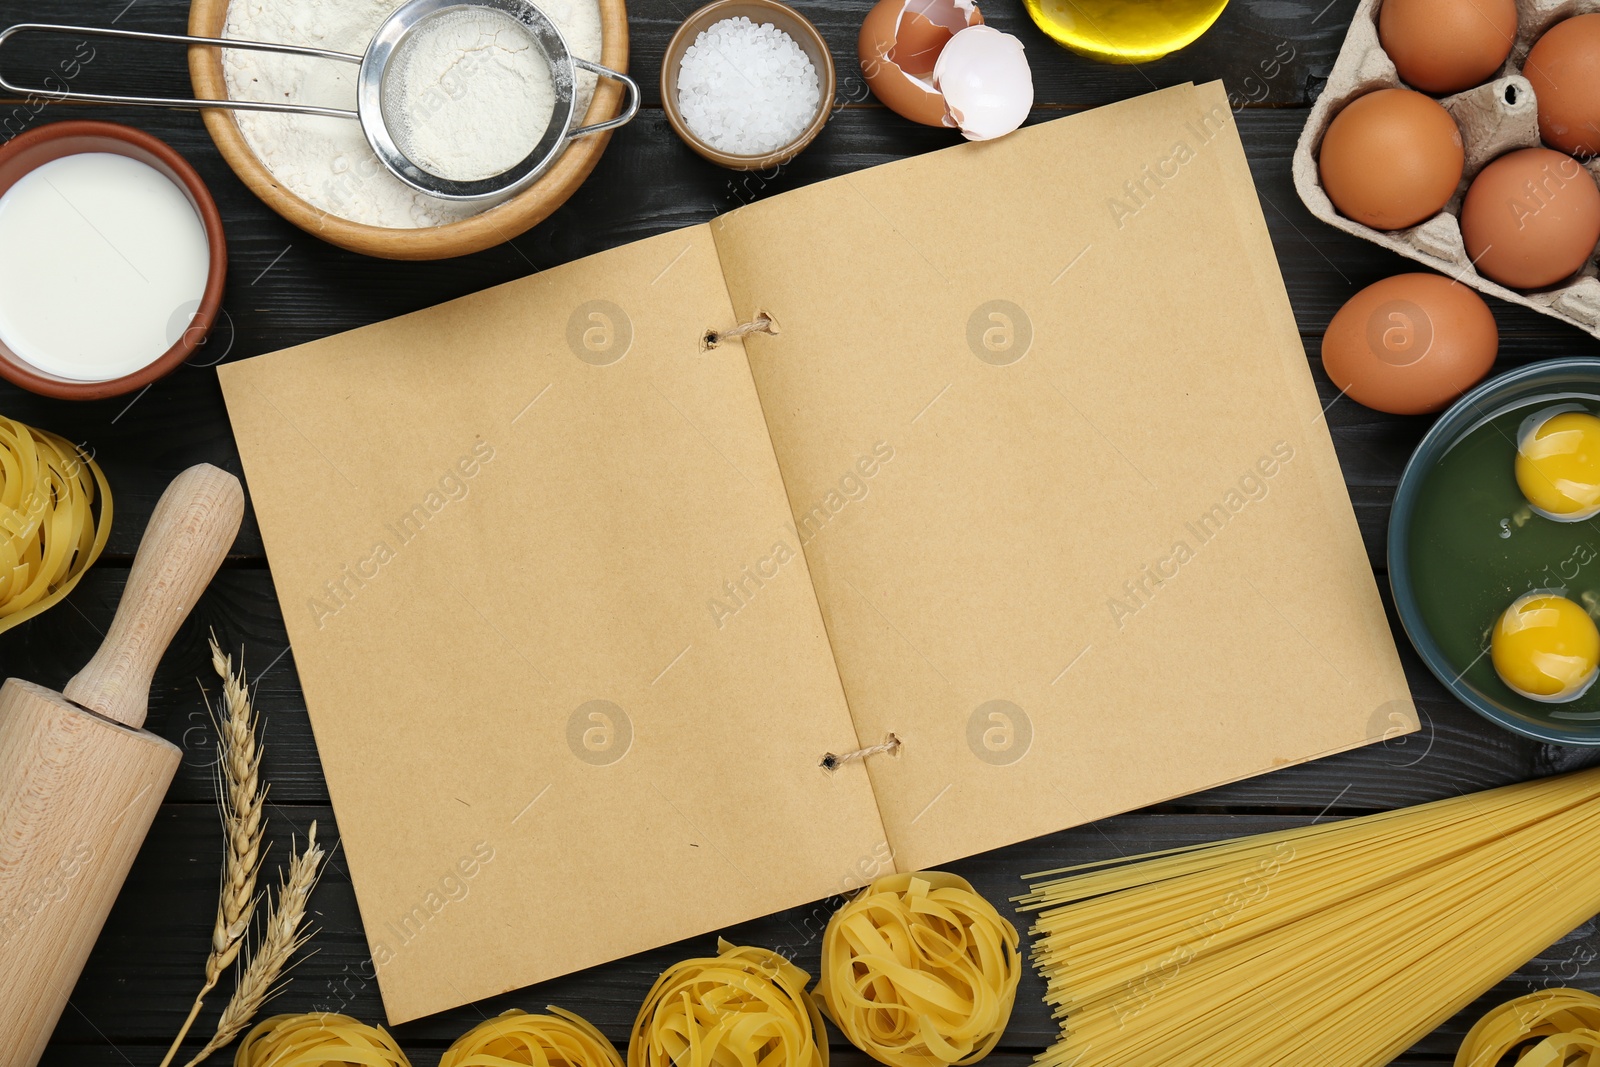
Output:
[0, 121, 225, 399]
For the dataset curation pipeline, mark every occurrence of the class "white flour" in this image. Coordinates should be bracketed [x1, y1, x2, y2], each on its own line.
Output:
[388, 9, 557, 182]
[222, 0, 602, 228]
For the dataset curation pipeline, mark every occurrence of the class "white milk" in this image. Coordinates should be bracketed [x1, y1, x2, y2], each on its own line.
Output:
[0, 152, 211, 382]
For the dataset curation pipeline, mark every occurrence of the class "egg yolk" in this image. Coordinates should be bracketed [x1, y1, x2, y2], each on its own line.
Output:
[1515, 410, 1600, 521]
[1491, 593, 1600, 702]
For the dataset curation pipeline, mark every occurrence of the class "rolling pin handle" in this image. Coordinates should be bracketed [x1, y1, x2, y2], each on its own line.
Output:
[63, 463, 245, 728]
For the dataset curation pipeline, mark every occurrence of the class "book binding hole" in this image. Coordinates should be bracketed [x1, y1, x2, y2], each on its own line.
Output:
[821, 733, 901, 773]
[704, 310, 779, 351]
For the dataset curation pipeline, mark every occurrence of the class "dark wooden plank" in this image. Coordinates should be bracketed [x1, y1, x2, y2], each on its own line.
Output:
[3, 5, 1598, 1063]
[2, 0, 1358, 112]
[40, 1047, 1075, 1067]
[23, 1046, 1477, 1067]
[33, 1052, 1460, 1067]
[39, 807, 1600, 1061]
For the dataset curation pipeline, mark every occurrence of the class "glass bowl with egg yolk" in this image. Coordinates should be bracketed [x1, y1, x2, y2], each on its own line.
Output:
[1516, 406, 1600, 522]
[1390, 357, 1600, 744]
[1491, 592, 1600, 703]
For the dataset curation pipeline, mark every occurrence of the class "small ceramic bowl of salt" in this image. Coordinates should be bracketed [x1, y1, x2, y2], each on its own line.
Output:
[662, 0, 835, 170]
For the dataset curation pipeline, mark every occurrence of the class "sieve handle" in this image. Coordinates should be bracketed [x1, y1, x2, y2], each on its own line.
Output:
[568, 57, 640, 138]
[0, 23, 362, 118]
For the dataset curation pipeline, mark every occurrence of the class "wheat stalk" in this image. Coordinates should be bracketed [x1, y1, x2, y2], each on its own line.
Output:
[160, 638, 268, 1067]
[180, 822, 326, 1067]
[206, 638, 267, 983]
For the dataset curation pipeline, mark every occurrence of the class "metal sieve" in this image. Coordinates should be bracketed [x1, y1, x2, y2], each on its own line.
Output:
[0, 0, 640, 201]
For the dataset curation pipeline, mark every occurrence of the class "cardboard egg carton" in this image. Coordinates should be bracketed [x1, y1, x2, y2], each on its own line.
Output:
[1293, 0, 1600, 337]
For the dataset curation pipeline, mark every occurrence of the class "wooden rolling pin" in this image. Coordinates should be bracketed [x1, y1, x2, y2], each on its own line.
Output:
[0, 463, 245, 1067]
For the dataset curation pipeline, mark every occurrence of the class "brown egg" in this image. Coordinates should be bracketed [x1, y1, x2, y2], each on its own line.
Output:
[1379, 0, 1517, 93]
[1321, 273, 1498, 415]
[860, 0, 981, 126]
[1525, 14, 1600, 158]
[1319, 89, 1465, 230]
[1461, 147, 1600, 289]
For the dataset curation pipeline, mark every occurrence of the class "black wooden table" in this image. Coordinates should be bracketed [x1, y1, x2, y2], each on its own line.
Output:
[6, 0, 1600, 1062]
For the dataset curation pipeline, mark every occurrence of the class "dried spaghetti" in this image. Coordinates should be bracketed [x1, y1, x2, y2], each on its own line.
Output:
[0, 415, 110, 633]
[1457, 988, 1600, 1067]
[233, 1013, 410, 1066]
[629, 940, 827, 1067]
[441, 1007, 624, 1067]
[816, 871, 1020, 1067]
[1019, 769, 1600, 1067]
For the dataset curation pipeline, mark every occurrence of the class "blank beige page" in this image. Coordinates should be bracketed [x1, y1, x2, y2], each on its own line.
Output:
[218, 226, 887, 1024]
[710, 83, 1414, 872]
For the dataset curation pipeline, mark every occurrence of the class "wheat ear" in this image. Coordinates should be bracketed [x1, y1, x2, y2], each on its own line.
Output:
[181, 821, 326, 1067]
[159, 638, 267, 1067]
[206, 638, 267, 983]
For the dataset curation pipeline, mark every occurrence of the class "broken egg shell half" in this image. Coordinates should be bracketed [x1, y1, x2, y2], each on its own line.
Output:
[860, 0, 984, 127]
[865, 0, 980, 78]
[933, 24, 1033, 140]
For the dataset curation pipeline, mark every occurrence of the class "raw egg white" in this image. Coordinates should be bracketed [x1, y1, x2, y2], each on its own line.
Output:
[1491, 591, 1600, 703]
[1515, 405, 1600, 521]
[859, 0, 1032, 139]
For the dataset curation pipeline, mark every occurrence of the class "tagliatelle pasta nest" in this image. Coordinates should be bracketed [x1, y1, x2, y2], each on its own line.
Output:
[1456, 988, 1600, 1067]
[0, 415, 110, 633]
[442, 1007, 626, 1067]
[816, 872, 1020, 1067]
[629, 940, 828, 1067]
[233, 1013, 411, 1067]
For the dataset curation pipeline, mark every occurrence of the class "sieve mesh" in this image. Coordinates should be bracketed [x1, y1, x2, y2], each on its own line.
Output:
[381, 6, 560, 183]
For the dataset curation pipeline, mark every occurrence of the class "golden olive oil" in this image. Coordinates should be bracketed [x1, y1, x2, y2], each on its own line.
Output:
[1021, 0, 1230, 62]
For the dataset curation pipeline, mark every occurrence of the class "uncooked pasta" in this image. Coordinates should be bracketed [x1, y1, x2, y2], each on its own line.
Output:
[817, 871, 1020, 1067]
[233, 1012, 410, 1066]
[441, 1007, 625, 1067]
[629, 940, 827, 1067]
[0, 415, 110, 632]
[1456, 988, 1600, 1067]
[1018, 768, 1600, 1067]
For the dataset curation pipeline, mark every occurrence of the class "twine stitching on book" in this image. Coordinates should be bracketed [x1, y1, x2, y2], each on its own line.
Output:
[704, 312, 779, 350]
[821, 733, 901, 772]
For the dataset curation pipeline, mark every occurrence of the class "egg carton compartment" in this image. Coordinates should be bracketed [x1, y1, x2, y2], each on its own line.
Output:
[1293, 0, 1600, 338]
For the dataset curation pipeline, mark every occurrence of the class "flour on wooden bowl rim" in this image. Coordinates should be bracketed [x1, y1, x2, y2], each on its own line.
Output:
[220, 0, 603, 229]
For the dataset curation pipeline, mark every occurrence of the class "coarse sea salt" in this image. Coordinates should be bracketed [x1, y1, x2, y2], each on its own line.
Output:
[677, 17, 821, 156]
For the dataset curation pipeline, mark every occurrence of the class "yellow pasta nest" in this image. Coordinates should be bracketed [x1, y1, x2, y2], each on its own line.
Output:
[629, 940, 828, 1067]
[233, 1013, 410, 1066]
[1457, 988, 1600, 1066]
[0, 415, 110, 633]
[816, 872, 1020, 1067]
[442, 1007, 625, 1067]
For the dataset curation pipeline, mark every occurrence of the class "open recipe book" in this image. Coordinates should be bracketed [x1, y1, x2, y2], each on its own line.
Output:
[218, 81, 1414, 1023]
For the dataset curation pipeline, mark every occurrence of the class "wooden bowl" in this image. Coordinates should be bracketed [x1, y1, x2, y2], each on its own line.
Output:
[187, 0, 630, 260]
[0, 121, 227, 400]
[661, 0, 835, 171]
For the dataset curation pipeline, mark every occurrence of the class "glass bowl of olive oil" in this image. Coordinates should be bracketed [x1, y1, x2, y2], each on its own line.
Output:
[1391, 357, 1600, 744]
[1021, 0, 1229, 63]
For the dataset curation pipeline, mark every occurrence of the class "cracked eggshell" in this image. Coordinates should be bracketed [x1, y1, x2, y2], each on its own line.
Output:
[933, 25, 1033, 140]
[860, 0, 983, 127]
